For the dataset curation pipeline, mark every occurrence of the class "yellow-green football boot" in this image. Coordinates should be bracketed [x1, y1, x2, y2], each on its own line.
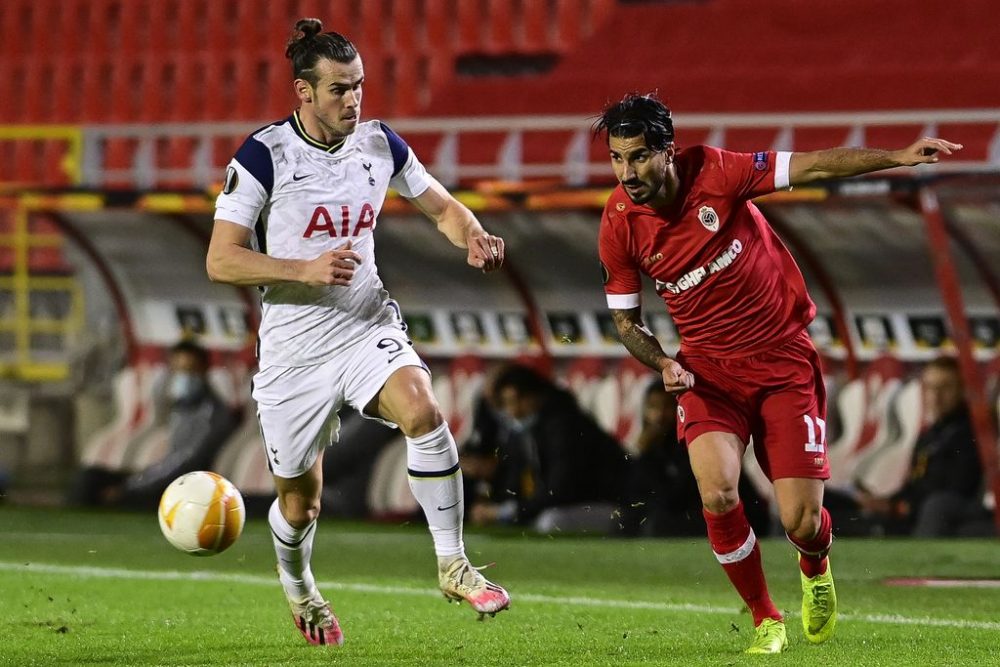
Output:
[745, 618, 788, 654]
[801, 558, 837, 643]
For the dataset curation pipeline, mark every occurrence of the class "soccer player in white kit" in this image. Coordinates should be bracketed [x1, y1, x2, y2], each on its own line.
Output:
[207, 18, 510, 646]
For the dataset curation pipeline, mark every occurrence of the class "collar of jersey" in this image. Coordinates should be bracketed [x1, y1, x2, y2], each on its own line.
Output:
[291, 110, 349, 154]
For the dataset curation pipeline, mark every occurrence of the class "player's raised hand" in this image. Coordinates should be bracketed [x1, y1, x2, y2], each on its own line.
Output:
[466, 231, 505, 272]
[301, 240, 363, 286]
[895, 137, 963, 166]
[661, 358, 695, 394]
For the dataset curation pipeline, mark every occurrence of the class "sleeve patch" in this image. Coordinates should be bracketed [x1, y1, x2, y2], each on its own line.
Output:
[752, 151, 769, 171]
[223, 165, 239, 194]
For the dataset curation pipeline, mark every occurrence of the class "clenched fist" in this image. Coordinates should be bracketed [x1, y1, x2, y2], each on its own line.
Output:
[467, 232, 505, 272]
[301, 240, 363, 286]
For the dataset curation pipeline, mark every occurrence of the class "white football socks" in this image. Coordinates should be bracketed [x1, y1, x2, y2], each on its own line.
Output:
[406, 421, 465, 558]
[268, 498, 318, 601]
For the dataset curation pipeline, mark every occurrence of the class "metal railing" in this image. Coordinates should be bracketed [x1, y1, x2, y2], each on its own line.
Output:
[4, 110, 1000, 190]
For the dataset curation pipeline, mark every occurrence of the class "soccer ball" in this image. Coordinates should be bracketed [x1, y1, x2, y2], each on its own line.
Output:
[158, 471, 245, 556]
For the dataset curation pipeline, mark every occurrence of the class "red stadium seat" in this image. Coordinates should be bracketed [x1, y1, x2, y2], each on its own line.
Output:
[173, 0, 204, 54]
[456, 132, 508, 182]
[46, 57, 87, 123]
[424, 0, 451, 53]
[12, 139, 44, 186]
[791, 127, 860, 153]
[521, 0, 550, 52]
[212, 135, 243, 173]
[456, 0, 483, 53]
[827, 356, 907, 487]
[156, 136, 198, 189]
[2, 1, 32, 59]
[720, 128, 782, 154]
[102, 137, 139, 188]
[40, 139, 74, 187]
[0, 58, 22, 123]
[486, 0, 515, 54]
[553, 0, 582, 52]
[862, 126, 926, 154]
[521, 130, 580, 178]
[18, 57, 54, 123]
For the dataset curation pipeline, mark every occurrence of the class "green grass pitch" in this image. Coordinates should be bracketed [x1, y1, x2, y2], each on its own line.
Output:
[2, 506, 999, 666]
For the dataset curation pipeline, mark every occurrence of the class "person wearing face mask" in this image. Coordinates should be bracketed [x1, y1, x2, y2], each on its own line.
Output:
[67, 340, 238, 509]
[466, 363, 629, 533]
[851, 356, 987, 536]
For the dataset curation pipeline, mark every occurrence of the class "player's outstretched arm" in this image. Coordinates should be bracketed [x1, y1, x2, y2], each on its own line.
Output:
[207, 219, 362, 287]
[787, 137, 964, 186]
[611, 308, 694, 394]
[408, 176, 505, 272]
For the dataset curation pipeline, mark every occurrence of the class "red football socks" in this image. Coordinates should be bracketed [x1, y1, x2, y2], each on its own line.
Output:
[704, 502, 782, 626]
[787, 506, 832, 578]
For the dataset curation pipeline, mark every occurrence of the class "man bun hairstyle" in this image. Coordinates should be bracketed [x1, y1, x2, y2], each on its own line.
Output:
[285, 18, 358, 86]
[593, 92, 675, 151]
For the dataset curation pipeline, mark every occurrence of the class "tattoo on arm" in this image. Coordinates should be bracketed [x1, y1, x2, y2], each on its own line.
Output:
[611, 308, 668, 371]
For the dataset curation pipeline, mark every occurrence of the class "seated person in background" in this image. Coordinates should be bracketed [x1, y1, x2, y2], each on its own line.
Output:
[855, 356, 985, 536]
[625, 382, 771, 537]
[624, 382, 703, 536]
[464, 363, 629, 533]
[460, 389, 511, 512]
[68, 340, 239, 509]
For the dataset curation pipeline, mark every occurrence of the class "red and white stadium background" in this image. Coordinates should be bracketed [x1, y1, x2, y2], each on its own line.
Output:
[0, 0, 998, 528]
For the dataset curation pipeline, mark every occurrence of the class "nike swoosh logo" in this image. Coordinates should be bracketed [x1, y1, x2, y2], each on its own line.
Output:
[292, 173, 312, 181]
[436, 501, 460, 512]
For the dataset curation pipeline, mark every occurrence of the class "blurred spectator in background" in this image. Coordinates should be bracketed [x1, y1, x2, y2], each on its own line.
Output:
[624, 382, 771, 537]
[68, 340, 239, 509]
[623, 382, 703, 536]
[463, 363, 628, 533]
[852, 357, 986, 536]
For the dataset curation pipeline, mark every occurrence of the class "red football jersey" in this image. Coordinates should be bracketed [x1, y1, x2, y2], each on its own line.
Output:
[599, 146, 815, 358]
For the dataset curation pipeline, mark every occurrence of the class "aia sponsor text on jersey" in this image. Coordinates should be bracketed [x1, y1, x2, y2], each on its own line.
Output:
[303, 203, 376, 238]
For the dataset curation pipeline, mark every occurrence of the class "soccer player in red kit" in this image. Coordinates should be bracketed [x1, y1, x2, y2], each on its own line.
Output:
[595, 93, 961, 654]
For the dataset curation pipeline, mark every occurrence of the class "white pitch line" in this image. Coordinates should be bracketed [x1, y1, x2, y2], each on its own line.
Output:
[3, 561, 999, 632]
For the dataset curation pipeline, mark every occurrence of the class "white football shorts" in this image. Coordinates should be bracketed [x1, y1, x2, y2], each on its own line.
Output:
[252, 323, 426, 478]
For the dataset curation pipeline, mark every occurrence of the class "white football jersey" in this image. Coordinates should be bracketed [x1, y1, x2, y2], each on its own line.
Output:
[215, 112, 431, 367]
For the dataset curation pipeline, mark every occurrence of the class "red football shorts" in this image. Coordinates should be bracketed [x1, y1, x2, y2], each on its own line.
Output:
[675, 329, 830, 481]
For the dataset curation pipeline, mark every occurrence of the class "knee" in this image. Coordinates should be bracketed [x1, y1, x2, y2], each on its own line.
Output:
[699, 483, 741, 515]
[780, 503, 821, 540]
[398, 403, 444, 437]
[281, 494, 321, 529]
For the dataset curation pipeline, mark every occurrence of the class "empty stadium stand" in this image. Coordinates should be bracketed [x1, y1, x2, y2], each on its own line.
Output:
[4, 0, 998, 189]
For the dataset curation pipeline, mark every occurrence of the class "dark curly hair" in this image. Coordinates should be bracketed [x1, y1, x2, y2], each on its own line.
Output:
[593, 92, 675, 151]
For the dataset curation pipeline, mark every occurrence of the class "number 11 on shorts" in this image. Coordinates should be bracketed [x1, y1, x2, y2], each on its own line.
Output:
[803, 414, 826, 453]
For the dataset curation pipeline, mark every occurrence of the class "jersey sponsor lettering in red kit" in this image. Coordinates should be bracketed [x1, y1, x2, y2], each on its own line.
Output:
[599, 146, 815, 358]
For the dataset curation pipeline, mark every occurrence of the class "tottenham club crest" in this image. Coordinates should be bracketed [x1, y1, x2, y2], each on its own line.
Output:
[698, 205, 719, 233]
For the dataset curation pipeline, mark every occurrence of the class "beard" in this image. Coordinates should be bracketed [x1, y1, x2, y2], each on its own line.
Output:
[623, 181, 657, 204]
